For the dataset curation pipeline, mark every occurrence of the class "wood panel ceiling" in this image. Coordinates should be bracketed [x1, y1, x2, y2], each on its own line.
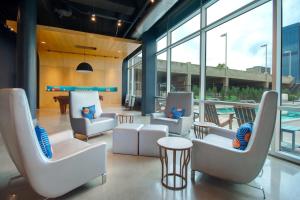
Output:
[7, 20, 141, 59]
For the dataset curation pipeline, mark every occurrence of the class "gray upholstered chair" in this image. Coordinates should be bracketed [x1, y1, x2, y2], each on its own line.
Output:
[191, 91, 278, 198]
[69, 91, 117, 139]
[0, 89, 107, 198]
[150, 92, 193, 135]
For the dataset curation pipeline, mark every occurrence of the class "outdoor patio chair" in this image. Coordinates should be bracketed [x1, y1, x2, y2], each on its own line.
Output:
[204, 103, 233, 129]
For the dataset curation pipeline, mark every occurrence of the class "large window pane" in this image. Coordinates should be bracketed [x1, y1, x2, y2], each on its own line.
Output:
[171, 36, 200, 96]
[206, 0, 254, 25]
[206, 1, 272, 103]
[171, 14, 200, 44]
[157, 36, 167, 52]
[280, 0, 300, 155]
[205, 2, 272, 130]
[156, 52, 167, 97]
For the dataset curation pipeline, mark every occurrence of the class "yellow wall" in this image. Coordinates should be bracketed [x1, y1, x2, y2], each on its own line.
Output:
[39, 51, 122, 108]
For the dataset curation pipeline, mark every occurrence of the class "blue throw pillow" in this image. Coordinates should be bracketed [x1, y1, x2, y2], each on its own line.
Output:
[35, 125, 52, 158]
[82, 105, 96, 120]
[171, 107, 185, 119]
[233, 122, 253, 150]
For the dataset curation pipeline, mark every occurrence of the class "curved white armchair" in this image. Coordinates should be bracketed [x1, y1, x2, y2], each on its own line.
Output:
[191, 91, 278, 184]
[69, 91, 117, 139]
[150, 92, 193, 136]
[0, 89, 107, 198]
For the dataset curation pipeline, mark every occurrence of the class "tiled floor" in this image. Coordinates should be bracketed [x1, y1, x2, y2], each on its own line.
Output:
[0, 107, 300, 200]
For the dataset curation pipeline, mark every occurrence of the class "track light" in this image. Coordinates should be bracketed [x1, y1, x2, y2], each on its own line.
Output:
[91, 14, 96, 22]
[117, 20, 122, 27]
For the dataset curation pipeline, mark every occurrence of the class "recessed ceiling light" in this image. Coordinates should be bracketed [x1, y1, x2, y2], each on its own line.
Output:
[91, 14, 96, 22]
[150, 0, 155, 3]
[117, 20, 122, 27]
[41, 41, 46, 44]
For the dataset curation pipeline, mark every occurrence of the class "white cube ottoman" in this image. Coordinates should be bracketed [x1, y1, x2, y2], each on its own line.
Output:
[113, 123, 143, 155]
[139, 125, 169, 157]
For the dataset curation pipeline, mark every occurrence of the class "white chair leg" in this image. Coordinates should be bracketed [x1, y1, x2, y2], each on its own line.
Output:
[101, 173, 107, 184]
[191, 170, 195, 181]
[246, 183, 265, 199]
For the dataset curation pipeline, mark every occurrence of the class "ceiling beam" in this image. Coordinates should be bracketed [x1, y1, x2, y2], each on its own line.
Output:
[68, 0, 135, 16]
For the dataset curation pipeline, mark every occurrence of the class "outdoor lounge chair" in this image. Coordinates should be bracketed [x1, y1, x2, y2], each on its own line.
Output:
[234, 105, 256, 126]
[204, 103, 233, 129]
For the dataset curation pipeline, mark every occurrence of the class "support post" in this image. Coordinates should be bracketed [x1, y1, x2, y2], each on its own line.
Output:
[16, 0, 37, 118]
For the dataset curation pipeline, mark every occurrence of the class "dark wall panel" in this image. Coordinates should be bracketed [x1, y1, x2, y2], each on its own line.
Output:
[0, 26, 17, 88]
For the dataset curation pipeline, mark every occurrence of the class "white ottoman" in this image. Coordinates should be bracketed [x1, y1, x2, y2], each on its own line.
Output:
[113, 123, 143, 155]
[139, 125, 169, 157]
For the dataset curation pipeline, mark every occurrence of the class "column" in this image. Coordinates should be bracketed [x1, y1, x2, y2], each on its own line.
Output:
[141, 30, 156, 116]
[16, 0, 37, 118]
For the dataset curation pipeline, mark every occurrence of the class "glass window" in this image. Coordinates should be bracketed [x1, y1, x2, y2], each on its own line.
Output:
[280, 0, 300, 156]
[127, 51, 142, 97]
[206, 1, 272, 104]
[156, 52, 167, 97]
[171, 14, 200, 44]
[171, 36, 200, 95]
[157, 36, 167, 52]
[206, 0, 254, 25]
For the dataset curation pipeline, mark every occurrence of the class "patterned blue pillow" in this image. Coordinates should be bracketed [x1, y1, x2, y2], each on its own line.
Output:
[171, 107, 185, 119]
[82, 105, 96, 119]
[233, 122, 253, 150]
[35, 125, 52, 158]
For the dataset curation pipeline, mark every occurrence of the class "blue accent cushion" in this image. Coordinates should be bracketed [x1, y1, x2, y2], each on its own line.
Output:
[82, 105, 96, 119]
[233, 122, 253, 150]
[171, 107, 185, 119]
[35, 125, 52, 158]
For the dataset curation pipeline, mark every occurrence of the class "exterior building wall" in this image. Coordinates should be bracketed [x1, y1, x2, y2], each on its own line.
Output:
[282, 23, 300, 83]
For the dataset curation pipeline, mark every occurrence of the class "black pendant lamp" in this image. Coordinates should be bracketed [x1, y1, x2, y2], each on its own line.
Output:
[76, 47, 93, 73]
[76, 62, 93, 72]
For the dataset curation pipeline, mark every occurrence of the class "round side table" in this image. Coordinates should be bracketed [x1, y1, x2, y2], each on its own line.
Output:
[157, 137, 193, 190]
[193, 122, 216, 139]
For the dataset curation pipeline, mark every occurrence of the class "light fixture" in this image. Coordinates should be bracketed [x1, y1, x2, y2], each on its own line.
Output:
[117, 20, 122, 27]
[91, 13, 96, 22]
[10, 27, 14, 31]
[41, 41, 46, 44]
[76, 47, 94, 73]
[76, 62, 94, 73]
[150, 0, 155, 3]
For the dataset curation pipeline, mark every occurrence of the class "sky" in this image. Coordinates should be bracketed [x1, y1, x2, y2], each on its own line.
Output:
[170, 0, 300, 71]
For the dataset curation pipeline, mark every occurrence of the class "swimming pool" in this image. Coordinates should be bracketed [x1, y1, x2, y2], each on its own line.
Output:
[217, 107, 300, 122]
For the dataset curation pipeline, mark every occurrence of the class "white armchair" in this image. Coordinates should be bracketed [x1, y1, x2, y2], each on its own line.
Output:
[150, 92, 193, 136]
[191, 91, 278, 186]
[0, 89, 107, 198]
[69, 91, 117, 139]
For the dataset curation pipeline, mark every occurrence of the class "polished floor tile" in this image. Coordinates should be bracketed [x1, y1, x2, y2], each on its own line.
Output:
[0, 107, 300, 200]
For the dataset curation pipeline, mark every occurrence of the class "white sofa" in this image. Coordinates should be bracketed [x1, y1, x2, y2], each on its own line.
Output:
[0, 89, 107, 198]
[69, 91, 117, 139]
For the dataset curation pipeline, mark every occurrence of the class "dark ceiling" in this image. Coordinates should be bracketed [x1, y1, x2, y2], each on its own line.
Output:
[0, 0, 159, 39]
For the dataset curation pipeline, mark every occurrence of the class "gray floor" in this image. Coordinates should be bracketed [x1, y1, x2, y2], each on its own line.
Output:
[0, 107, 300, 200]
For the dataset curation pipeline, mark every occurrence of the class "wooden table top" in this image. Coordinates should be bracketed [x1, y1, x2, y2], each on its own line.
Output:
[157, 137, 193, 150]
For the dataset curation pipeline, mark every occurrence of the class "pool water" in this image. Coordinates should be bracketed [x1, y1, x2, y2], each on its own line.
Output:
[216, 107, 300, 122]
